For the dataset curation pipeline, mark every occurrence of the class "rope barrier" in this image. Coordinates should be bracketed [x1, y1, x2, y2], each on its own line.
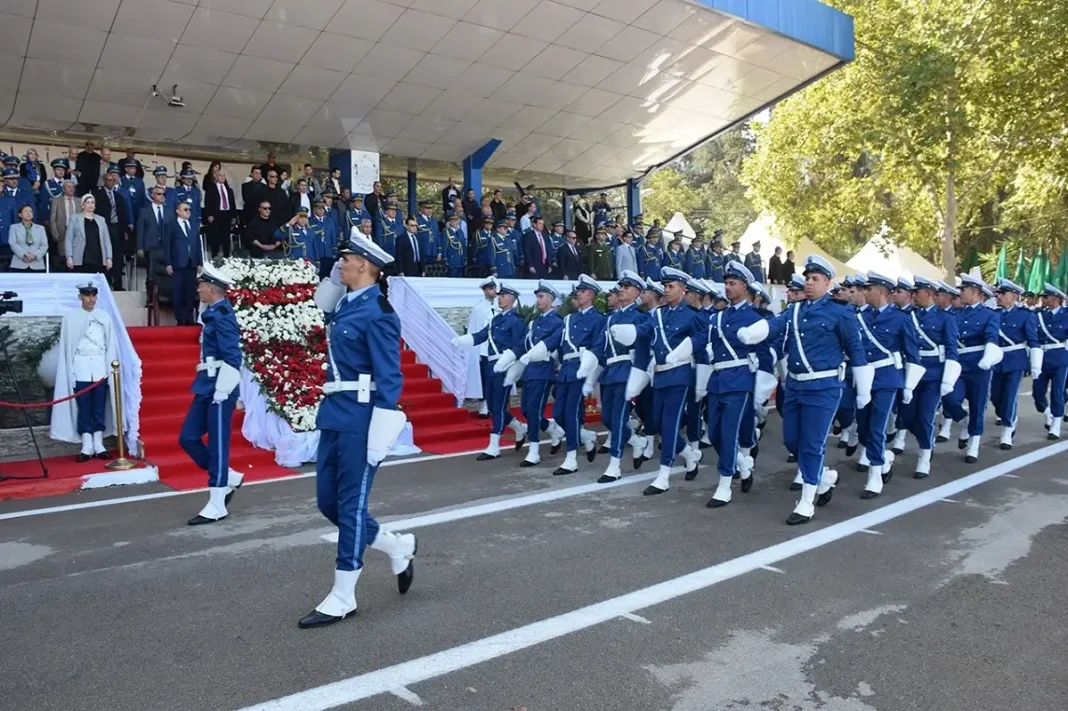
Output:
[0, 377, 108, 409]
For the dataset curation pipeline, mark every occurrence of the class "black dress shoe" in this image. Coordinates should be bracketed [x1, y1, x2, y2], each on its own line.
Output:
[1048, 433, 1060, 441]
[836, 440, 847, 449]
[790, 481, 802, 491]
[732, 471, 740, 480]
[514, 436, 526, 452]
[787, 453, 797, 463]
[965, 455, 978, 463]
[597, 474, 620, 484]
[891, 446, 903, 455]
[684, 468, 699, 481]
[397, 537, 417, 594]
[633, 454, 649, 470]
[699, 441, 711, 449]
[187, 514, 225, 526]
[478, 413, 490, 420]
[740, 476, 753, 493]
[298, 609, 354, 629]
[856, 462, 869, 473]
[598, 444, 610, 454]
[995, 418, 1003, 426]
[999, 443, 1012, 451]
[476, 453, 499, 461]
[936, 434, 948, 443]
[957, 438, 968, 450]
[586, 447, 597, 463]
[913, 471, 929, 479]
[833, 424, 842, 436]
[816, 488, 833, 507]
[786, 512, 811, 526]
[885, 431, 896, 444]
[551, 443, 562, 455]
[76, 453, 91, 463]
[553, 467, 576, 476]
[519, 459, 539, 467]
[95, 451, 110, 460]
[642, 484, 667, 496]
[706, 497, 729, 508]
[845, 444, 858, 457]
[860, 490, 880, 500]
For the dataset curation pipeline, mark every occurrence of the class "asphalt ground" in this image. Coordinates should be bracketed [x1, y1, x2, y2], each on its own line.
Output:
[2, 402, 1067, 711]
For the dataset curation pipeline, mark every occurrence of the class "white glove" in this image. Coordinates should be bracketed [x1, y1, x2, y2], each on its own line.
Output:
[328, 261, 341, 286]
[901, 362, 925, 405]
[212, 390, 228, 404]
[493, 350, 517, 373]
[582, 380, 595, 397]
[625, 367, 650, 399]
[754, 370, 777, 404]
[901, 388, 913, 405]
[576, 349, 599, 379]
[665, 337, 693, 365]
[211, 363, 240, 405]
[737, 319, 769, 345]
[853, 363, 874, 410]
[367, 407, 408, 466]
[503, 361, 525, 387]
[451, 333, 475, 350]
[977, 342, 1002, 370]
[314, 279, 346, 313]
[610, 324, 637, 346]
[940, 359, 962, 397]
[520, 339, 549, 365]
[1029, 347, 1043, 379]
[694, 363, 713, 402]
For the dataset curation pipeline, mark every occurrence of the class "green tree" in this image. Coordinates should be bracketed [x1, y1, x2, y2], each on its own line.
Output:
[742, 0, 1068, 275]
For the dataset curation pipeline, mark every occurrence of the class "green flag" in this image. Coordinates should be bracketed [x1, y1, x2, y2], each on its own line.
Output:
[1013, 249, 1028, 285]
[1027, 249, 1046, 294]
[994, 243, 1008, 279]
[962, 247, 980, 272]
[1057, 246, 1068, 291]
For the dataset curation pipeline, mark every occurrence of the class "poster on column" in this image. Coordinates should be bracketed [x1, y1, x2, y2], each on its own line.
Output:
[350, 150, 380, 195]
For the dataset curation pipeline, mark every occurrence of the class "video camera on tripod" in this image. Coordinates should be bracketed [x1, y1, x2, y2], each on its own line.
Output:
[0, 290, 23, 315]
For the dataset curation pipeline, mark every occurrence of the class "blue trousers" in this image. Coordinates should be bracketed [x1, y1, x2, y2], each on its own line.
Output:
[601, 382, 635, 458]
[738, 393, 757, 449]
[1034, 363, 1068, 417]
[635, 386, 655, 435]
[486, 372, 513, 435]
[991, 368, 1025, 426]
[893, 390, 912, 431]
[74, 380, 107, 434]
[172, 266, 197, 323]
[835, 380, 856, 428]
[552, 379, 584, 453]
[783, 386, 839, 485]
[774, 382, 785, 417]
[178, 392, 236, 488]
[857, 388, 897, 467]
[449, 266, 464, 277]
[479, 356, 490, 403]
[907, 379, 942, 449]
[316, 429, 380, 572]
[652, 384, 688, 467]
[708, 390, 751, 478]
[943, 371, 993, 436]
[520, 379, 553, 443]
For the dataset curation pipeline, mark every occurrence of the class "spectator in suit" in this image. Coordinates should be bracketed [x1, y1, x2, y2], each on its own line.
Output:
[768, 246, 784, 284]
[523, 215, 553, 278]
[136, 186, 170, 258]
[64, 194, 112, 276]
[557, 229, 583, 280]
[441, 177, 461, 214]
[50, 179, 79, 269]
[91, 165, 130, 290]
[7, 204, 48, 271]
[163, 202, 203, 325]
[490, 189, 507, 223]
[615, 231, 638, 278]
[74, 141, 101, 197]
[263, 168, 290, 223]
[300, 164, 321, 198]
[782, 250, 796, 282]
[324, 167, 343, 200]
[396, 216, 424, 277]
[241, 166, 267, 244]
[204, 170, 236, 258]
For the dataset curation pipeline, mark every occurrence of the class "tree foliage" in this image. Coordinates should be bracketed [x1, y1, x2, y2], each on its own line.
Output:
[742, 0, 1068, 274]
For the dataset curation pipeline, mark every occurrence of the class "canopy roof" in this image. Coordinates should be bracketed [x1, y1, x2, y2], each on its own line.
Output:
[0, 0, 852, 189]
[846, 233, 942, 281]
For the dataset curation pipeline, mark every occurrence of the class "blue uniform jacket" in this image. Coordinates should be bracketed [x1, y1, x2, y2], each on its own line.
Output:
[995, 305, 1039, 373]
[910, 305, 960, 381]
[345, 207, 372, 236]
[706, 302, 761, 395]
[955, 304, 1001, 375]
[278, 224, 316, 262]
[752, 305, 778, 372]
[317, 287, 402, 434]
[595, 302, 651, 385]
[663, 248, 685, 271]
[684, 247, 707, 279]
[309, 215, 338, 264]
[518, 310, 563, 382]
[473, 308, 526, 361]
[192, 299, 241, 397]
[743, 253, 764, 283]
[542, 307, 605, 383]
[765, 295, 868, 392]
[491, 231, 515, 277]
[1036, 307, 1068, 368]
[39, 178, 65, 223]
[856, 303, 921, 390]
[635, 302, 707, 389]
[473, 228, 494, 267]
[121, 176, 146, 225]
[175, 185, 201, 227]
[443, 227, 466, 269]
[706, 252, 726, 282]
[637, 243, 662, 280]
[416, 214, 441, 263]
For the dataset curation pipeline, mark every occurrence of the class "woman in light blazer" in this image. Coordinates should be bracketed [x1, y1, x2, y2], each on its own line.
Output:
[7, 203, 48, 271]
[64, 193, 112, 275]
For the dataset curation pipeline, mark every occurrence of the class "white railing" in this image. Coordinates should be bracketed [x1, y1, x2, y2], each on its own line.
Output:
[387, 276, 468, 406]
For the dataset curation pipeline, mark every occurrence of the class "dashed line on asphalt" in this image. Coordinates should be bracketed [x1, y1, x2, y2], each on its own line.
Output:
[620, 612, 652, 625]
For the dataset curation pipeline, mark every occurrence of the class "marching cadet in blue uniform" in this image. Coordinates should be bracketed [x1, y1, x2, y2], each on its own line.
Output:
[474, 215, 495, 269]
[892, 277, 914, 312]
[887, 276, 916, 451]
[180, 264, 245, 526]
[491, 218, 516, 278]
[835, 274, 870, 455]
[622, 267, 703, 495]
[684, 234, 708, 279]
[637, 229, 663, 281]
[175, 168, 202, 227]
[545, 275, 605, 475]
[345, 194, 372, 237]
[934, 281, 959, 316]
[279, 206, 316, 262]
[990, 278, 1041, 450]
[452, 283, 529, 459]
[632, 278, 664, 462]
[1034, 283, 1068, 439]
[851, 271, 922, 499]
[593, 270, 651, 482]
[941, 275, 1002, 463]
[40, 157, 70, 224]
[514, 281, 565, 467]
[147, 166, 178, 215]
[415, 200, 441, 266]
[310, 198, 339, 278]
[300, 236, 416, 628]
[779, 275, 808, 449]
[683, 278, 712, 459]
[443, 210, 467, 277]
[739, 256, 870, 524]
[704, 262, 763, 508]
[120, 159, 146, 229]
[905, 276, 961, 478]
[747, 281, 779, 441]
[743, 240, 764, 283]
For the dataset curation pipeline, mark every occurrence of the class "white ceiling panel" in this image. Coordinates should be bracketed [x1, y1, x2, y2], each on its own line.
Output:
[376, 82, 442, 115]
[593, 24, 659, 63]
[353, 43, 424, 82]
[431, 22, 504, 62]
[0, 13, 32, 55]
[494, 73, 554, 105]
[380, 138, 432, 156]
[244, 22, 319, 63]
[336, 131, 389, 151]
[37, 0, 121, 33]
[410, 0, 478, 19]
[396, 115, 457, 143]
[12, 94, 81, 130]
[510, 106, 558, 132]
[480, 34, 548, 72]
[181, 8, 260, 51]
[568, 117, 622, 143]
[0, 53, 24, 94]
[591, 0, 658, 25]
[380, 8, 457, 51]
[566, 87, 623, 117]
[19, 60, 93, 100]
[193, 114, 255, 139]
[330, 73, 397, 107]
[536, 110, 590, 138]
[88, 68, 156, 108]
[331, 0, 405, 41]
[511, 1, 585, 43]
[533, 81, 587, 111]
[555, 13, 625, 53]
[97, 35, 173, 76]
[166, 45, 240, 85]
[205, 86, 271, 120]
[419, 143, 467, 162]
[524, 45, 587, 82]
[0, 0, 36, 17]
[450, 62, 514, 97]
[27, 21, 107, 66]
[465, 98, 523, 128]
[361, 108, 415, 138]
[199, 0, 273, 19]
[404, 55, 472, 89]
[421, 89, 482, 122]
[634, 0, 696, 36]
[462, 0, 536, 31]
[302, 33, 374, 73]
[278, 66, 348, 101]
[525, 154, 566, 174]
[563, 54, 624, 87]
[265, 0, 345, 30]
[111, 0, 192, 43]
[222, 55, 294, 93]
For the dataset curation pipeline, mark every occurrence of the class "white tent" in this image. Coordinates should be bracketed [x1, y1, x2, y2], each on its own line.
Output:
[662, 212, 697, 242]
[846, 233, 942, 281]
[738, 214, 856, 279]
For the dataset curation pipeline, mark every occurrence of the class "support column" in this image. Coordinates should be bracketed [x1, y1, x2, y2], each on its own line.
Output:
[625, 178, 641, 228]
[462, 139, 502, 200]
[562, 191, 573, 229]
[407, 167, 417, 218]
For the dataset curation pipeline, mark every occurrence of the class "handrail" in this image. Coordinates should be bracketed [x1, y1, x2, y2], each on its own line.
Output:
[387, 276, 468, 405]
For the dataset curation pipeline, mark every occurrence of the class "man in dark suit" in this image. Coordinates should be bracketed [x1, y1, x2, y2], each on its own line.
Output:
[136, 185, 171, 290]
[522, 215, 554, 278]
[557, 229, 583, 280]
[92, 165, 130, 290]
[163, 202, 203, 325]
[203, 170, 236, 258]
[74, 141, 102, 197]
[395, 216, 424, 277]
[241, 166, 267, 248]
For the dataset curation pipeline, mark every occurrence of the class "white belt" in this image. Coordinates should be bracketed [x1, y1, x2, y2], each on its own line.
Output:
[789, 368, 841, 382]
[487, 354, 502, 362]
[919, 346, 945, 361]
[1000, 343, 1025, 352]
[1041, 342, 1067, 351]
[322, 375, 376, 403]
[958, 344, 985, 354]
[712, 358, 749, 372]
[196, 359, 220, 376]
[869, 355, 899, 370]
[606, 353, 633, 365]
[562, 352, 582, 361]
[654, 358, 692, 373]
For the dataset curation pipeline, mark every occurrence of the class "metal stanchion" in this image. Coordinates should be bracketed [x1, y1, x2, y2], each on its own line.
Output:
[105, 359, 138, 471]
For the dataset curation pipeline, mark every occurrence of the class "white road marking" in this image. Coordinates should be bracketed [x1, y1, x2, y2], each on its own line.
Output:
[760, 565, 785, 574]
[0, 433, 611, 522]
[389, 687, 423, 706]
[940, 498, 961, 503]
[234, 441, 1068, 711]
[1001, 474, 1020, 479]
[620, 612, 652, 624]
[859, 529, 883, 536]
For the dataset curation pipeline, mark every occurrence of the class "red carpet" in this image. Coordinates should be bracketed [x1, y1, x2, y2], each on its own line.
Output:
[128, 326, 295, 491]
[0, 456, 154, 500]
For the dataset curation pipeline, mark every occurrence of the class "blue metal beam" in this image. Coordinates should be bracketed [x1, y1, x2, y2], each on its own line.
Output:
[462, 139, 501, 199]
[407, 169, 417, 218]
[625, 178, 641, 227]
[695, 0, 855, 61]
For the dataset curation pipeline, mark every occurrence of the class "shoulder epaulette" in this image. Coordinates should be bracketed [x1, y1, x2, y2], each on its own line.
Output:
[378, 294, 393, 313]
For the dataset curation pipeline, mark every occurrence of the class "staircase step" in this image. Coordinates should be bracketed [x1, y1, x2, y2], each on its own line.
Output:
[401, 363, 429, 378]
[128, 325, 200, 345]
[404, 407, 471, 428]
